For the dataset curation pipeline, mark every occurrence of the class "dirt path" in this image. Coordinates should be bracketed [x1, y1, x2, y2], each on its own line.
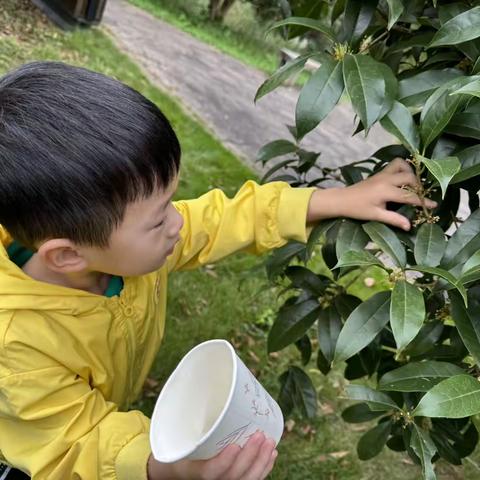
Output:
[102, 0, 393, 174]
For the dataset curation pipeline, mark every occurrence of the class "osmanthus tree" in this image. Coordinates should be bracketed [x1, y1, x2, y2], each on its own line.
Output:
[254, 1, 480, 477]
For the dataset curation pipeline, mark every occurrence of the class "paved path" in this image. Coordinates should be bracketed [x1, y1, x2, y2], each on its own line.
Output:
[102, 0, 393, 174]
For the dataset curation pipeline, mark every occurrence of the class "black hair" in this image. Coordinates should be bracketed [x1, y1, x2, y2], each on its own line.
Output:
[0, 61, 181, 249]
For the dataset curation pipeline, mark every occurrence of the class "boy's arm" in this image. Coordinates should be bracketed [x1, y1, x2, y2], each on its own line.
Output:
[167, 180, 315, 272]
[306, 158, 436, 228]
[167, 159, 435, 273]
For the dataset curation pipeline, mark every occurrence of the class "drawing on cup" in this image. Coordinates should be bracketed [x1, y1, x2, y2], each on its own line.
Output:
[215, 422, 251, 450]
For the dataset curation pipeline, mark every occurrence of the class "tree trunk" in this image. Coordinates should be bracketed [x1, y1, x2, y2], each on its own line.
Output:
[208, 0, 237, 22]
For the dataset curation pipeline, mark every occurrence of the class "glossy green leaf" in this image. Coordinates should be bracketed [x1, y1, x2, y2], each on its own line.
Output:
[357, 420, 392, 460]
[335, 220, 369, 259]
[430, 7, 480, 47]
[420, 77, 476, 149]
[419, 156, 460, 199]
[267, 16, 336, 42]
[449, 290, 480, 367]
[450, 145, 480, 183]
[462, 251, 480, 274]
[363, 222, 406, 267]
[380, 101, 420, 153]
[265, 241, 306, 279]
[386, 0, 404, 30]
[342, 0, 378, 45]
[345, 384, 399, 411]
[398, 69, 464, 108]
[295, 335, 312, 366]
[441, 209, 480, 270]
[413, 374, 480, 418]
[473, 56, 480, 74]
[268, 298, 321, 352]
[256, 139, 297, 164]
[450, 78, 480, 99]
[445, 112, 480, 140]
[334, 250, 383, 269]
[334, 291, 391, 363]
[255, 53, 314, 102]
[409, 265, 468, 306]
[414, 223, 446, 267]
[296, 57, 344, 138]
[410, 425, 437, 480]
[390, 280, 425, 351]
[317, 306, 342, 363]
[343, 54, 389, 129]
[285, 266, 328, 295]
[342, 403, 386, 423]
[379, 361, 465, 392]
[278, 366, 317, 418]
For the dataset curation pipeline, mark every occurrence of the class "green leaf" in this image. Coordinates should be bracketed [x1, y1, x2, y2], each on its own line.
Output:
[413, 374, 480, 418]
[420, 76, 476, 149]
[268, 298, 321, 352]
[342, 403, 386, 423]
[441, 209, 480, 270]
[398, 69, 465, 109]
[265, 241, 305, 279]
[445, 112, 480, 140]
[450, 145, 480, 183]
[414, 223, 446, 267]
[410, 425, 437, 480]
[296, 57, 344, 139]
[357, 420, 392, 460]
[363, 221, 406, 267]
[386, 0, 404, 30]
[390, 280, 425, 351]
[429, 7, 480, 47]
[419, 156, 460, 199]
[462, 251, 480, 275]
[473, 56, 480, 74]
[317, 306, 342, 364]
[255, 54, 314, 102]
[341, 0, 378, 46]
[285, 266, 328, 295]
[345, 384, 399, 411]
[334, 250, 383, 269]
[256, 139, 297, 164]
[450, 78, 480, 99]
[343, 54, 389, 129]
[334, 291, 391, 363]
[380, 101, 420, 153]
[449, 290, 480, 367]
[295, 335, 312, 365]
[379, 361, 465, 392]
[408, 265, 468, 306]
[460, 265, 480, 285]
[335, 220, 369, 259]
[267, 16, 336, 42]
[278, 366, 317, 418]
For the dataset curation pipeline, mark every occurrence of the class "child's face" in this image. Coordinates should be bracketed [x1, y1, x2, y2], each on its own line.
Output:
[80, 175, 183, 277]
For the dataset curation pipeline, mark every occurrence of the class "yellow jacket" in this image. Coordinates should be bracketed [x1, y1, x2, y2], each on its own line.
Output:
[0, 181, 314, 479]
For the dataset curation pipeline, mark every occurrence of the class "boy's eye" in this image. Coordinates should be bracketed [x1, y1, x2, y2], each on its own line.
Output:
[154, 220, 165, 228]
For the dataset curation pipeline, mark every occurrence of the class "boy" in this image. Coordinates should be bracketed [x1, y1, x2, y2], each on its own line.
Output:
[0, 61, 435, 480]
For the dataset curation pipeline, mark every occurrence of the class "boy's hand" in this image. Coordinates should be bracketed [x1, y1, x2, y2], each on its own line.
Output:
[148, 432, 278, 480]
[306, 158, 437, 231]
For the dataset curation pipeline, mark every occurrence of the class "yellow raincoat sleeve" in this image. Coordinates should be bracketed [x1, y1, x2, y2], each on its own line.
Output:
[167, 180, 316, 272]
[0, 315, 151, 480]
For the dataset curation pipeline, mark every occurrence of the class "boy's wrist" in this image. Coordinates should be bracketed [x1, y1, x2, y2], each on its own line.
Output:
[147, 454, 201, 480]
[306, 187, 345, 223]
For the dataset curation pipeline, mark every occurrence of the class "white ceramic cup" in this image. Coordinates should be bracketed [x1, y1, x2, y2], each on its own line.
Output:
[149, 339, 284, 463]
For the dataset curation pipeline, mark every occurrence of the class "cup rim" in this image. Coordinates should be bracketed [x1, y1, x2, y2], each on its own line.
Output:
[150, 338, 237, 463]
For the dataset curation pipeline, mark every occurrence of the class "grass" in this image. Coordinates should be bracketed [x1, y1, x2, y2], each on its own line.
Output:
[1, 2, 479, 478]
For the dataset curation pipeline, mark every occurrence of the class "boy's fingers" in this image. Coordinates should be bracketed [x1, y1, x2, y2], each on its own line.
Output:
[390, 187, 438, 209]
[259, 449, 278, 480]
[384, 157, 412, 174]
[227, 432, 265, 479]
[375, 209, 411, 231]
[241, 439, 276, 480]
[203, 444, 242, 479]
[389, 171, 418, 188]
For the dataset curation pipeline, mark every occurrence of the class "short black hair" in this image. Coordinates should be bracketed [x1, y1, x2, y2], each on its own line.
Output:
[0, 61, 181, 249]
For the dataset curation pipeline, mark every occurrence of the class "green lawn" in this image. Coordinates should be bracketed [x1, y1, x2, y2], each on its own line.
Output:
[0, 2, 479, 478]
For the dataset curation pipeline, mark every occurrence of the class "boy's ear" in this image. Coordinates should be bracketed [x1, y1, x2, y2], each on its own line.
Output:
[37, 239, 89, 273]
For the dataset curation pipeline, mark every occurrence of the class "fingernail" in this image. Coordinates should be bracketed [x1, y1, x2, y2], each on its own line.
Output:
[271, 450, 278, 459]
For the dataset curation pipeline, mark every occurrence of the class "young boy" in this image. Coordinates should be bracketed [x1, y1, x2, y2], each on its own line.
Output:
[0, 61, 436, 480]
